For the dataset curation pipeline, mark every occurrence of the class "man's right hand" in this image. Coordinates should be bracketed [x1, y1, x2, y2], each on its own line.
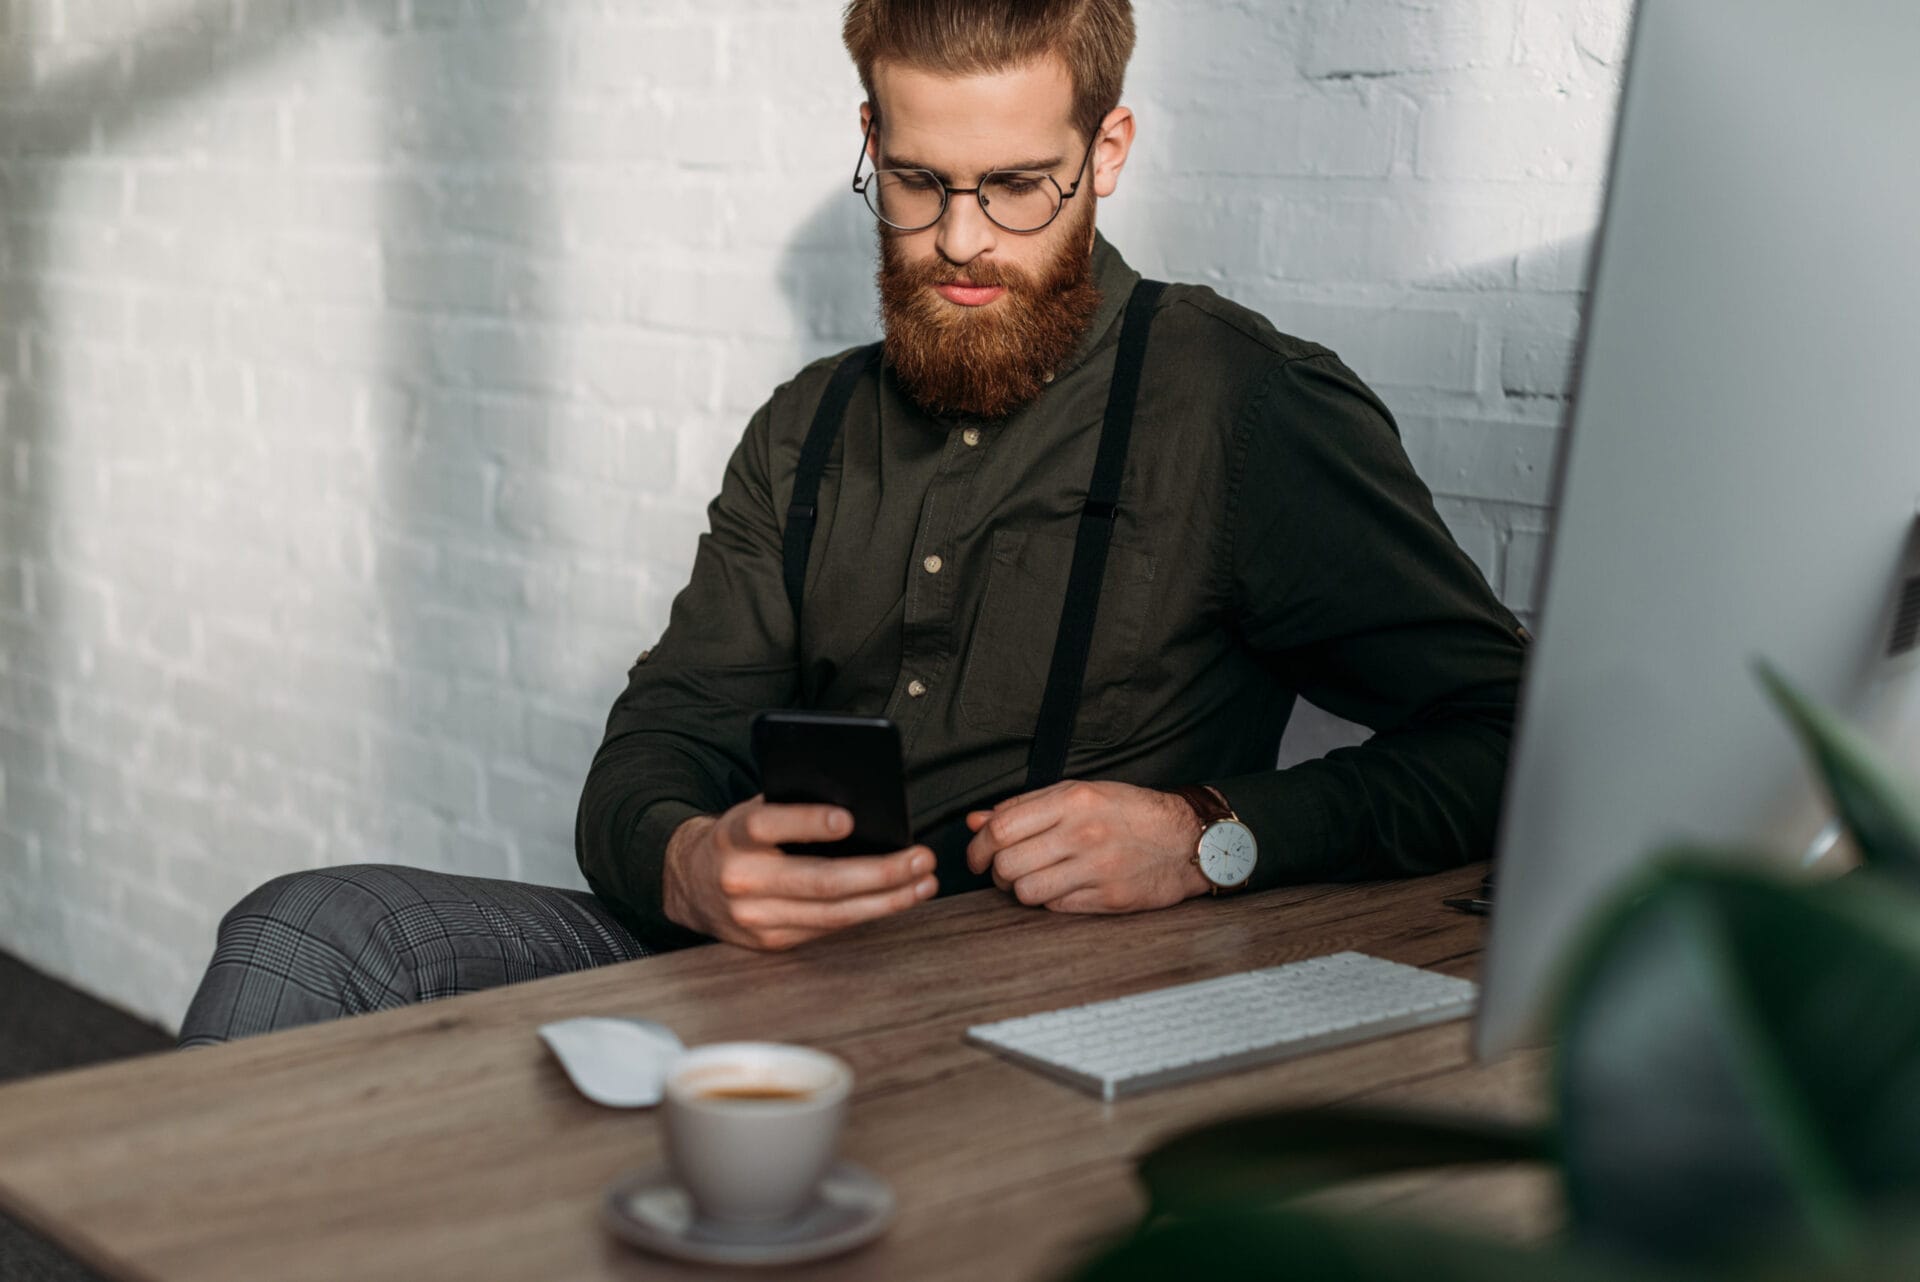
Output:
[661, 796, 939, 951]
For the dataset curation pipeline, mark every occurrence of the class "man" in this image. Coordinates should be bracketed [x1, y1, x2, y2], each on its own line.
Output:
[178, 0, 1525, 1045]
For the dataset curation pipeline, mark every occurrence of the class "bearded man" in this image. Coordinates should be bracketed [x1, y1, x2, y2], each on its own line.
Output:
[178, 0, 1527, 1044]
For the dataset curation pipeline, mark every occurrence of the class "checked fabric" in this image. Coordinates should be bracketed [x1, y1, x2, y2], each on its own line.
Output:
[177, 864, 655, 1047]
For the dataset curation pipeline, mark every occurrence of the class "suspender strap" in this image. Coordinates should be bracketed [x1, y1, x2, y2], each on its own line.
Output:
[1024, 278, 1166, 789]
[783, 342, 882, 625]
[778, 280, 1166, 794]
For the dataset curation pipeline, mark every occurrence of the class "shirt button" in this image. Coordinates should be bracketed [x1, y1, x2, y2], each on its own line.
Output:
[1042, 371, 1055, 383]
[922, 554, 943, 575]
[907, 679, 928, 698]
[961, 427, 982, 447]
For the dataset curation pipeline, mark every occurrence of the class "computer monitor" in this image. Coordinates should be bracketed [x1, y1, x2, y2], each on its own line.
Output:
[1473, 0, 1920, 1059]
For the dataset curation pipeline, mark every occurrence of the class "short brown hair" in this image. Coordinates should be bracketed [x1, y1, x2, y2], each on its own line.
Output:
[842, 0, 1136, 141]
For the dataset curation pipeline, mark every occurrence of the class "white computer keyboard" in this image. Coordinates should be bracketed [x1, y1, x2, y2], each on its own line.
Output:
[965, 952, 1477, 1101]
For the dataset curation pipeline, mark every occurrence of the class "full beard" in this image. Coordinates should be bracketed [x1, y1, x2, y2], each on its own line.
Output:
[876, 203, 1103, 421]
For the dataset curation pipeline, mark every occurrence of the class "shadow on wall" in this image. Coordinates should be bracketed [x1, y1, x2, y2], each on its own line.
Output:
[777, 183, 881, 363]
[0, 0, 369, 1014]
[1272, 224, 1597, 769]
[372, 13, 556, 884]
[0, 3, 629, 994]
[1123, 0, 1617, 765]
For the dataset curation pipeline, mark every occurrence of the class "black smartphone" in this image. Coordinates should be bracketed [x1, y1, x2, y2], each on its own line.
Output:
[750, 711, 914, 857]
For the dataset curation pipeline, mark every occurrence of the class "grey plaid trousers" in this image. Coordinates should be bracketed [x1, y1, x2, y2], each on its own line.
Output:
[177, 864, 660, 1048]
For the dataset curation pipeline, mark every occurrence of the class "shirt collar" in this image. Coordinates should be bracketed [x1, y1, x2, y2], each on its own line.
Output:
[1054, 229, 1142, 384]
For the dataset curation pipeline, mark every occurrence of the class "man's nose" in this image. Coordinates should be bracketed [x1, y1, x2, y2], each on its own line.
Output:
[934, 188, 998, 266]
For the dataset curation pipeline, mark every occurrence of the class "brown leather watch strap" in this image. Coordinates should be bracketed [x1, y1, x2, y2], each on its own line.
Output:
[1170, 783, 1235, 828]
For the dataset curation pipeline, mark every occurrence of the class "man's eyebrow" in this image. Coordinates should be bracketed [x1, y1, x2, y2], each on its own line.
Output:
[878, 152, 1067, 178]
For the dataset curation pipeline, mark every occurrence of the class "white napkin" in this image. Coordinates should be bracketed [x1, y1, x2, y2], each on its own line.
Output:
[538, 1016, 685, 1108]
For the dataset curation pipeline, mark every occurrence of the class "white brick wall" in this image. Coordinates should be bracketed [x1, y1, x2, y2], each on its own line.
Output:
[0, 0, 1627, 1029]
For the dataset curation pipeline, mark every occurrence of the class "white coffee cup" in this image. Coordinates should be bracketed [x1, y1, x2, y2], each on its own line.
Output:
[661, 1042, 852, 1225]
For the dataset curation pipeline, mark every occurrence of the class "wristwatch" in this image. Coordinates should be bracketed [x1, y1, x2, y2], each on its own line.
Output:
[1170, 784, 1258, 894]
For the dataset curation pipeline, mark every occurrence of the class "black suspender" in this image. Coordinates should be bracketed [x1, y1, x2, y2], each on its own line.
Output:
[783, 279, 1167, 789]
[783, 341, 882, 625]
[1024, 278, 1165, 786]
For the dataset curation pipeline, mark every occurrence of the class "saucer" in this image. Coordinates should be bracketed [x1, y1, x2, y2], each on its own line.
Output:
[601, 1159, 895, 1266]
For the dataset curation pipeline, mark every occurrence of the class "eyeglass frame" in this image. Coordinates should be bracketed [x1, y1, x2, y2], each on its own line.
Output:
[849, 115, 1103, 234]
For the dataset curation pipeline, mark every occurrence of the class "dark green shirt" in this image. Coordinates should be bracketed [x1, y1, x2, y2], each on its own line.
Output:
[578, 233, 1528, 947]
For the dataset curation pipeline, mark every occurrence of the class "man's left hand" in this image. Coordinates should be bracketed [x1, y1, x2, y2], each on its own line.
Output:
[964, 780, 1209, 914]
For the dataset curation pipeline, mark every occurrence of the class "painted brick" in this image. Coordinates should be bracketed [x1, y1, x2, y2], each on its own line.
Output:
[1262, 298, 1480, 394]
[1397, 413, 1560, 506]
[506, 618, 638, 702]
[1416, 93, 1617, 183]
[1261, 197, 1528, 289]
[525, 706, 602, 780]
[1504, 524, 1552, 612]
[0, 2, 1624, 1028]
[1500, 330, 1580, 401]
[435, 678, 529, 760]
[561, 175, 721, 253]
[1518, 204, 1603, 292]
[367, 729, 484, 816]
[1430, 498, 1505, 589]
[486, 763, 575, 849]
[571, 20, 720, 93]
[1304, 0, 1520, 80]
[386, 607, 508, 680]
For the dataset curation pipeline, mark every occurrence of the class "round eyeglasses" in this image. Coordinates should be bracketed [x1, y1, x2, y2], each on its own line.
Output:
[850, 118, 1100, 234]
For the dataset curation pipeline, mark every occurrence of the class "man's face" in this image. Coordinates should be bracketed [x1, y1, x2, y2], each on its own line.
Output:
[863, 56, 1126, 419]
[868, 55, 1093, 288]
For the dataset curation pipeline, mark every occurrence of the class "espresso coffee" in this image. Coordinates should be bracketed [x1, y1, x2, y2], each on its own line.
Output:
[664, 1042, 854, 1223]
[699, 1085, 812, 1102]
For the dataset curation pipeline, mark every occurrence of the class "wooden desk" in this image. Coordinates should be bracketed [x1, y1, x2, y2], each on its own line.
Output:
[0, 864, 1552, 1281]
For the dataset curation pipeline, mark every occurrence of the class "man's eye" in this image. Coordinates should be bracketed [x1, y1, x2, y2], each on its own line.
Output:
[894, 173, 939, 192]
[992, 177, 1042, 195]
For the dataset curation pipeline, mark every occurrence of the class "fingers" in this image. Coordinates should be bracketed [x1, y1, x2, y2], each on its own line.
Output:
[1043, 887, 1124, 915]
[986, 829, 1081, 901]
[765, 845, 936, 901]
[966, 784, 1075, 873]
[733, 874, 940, 940]
[969, 781, 1098, 876]
[725, 800, 853, 849]
[1008, 857, 1102, 909]
[691, 797, 946, 953]
[718, 821, 933, 902]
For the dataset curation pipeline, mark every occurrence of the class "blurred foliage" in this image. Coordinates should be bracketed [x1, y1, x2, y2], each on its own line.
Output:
[1068, 665, 1920, 1280]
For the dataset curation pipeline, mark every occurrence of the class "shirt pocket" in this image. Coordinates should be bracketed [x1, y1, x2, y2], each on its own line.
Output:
[957, 527, 1158, 748]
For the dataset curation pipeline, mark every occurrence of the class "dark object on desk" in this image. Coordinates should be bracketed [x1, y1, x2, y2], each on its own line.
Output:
[1443, 897, 1493, 916]
[751, 711, 913, 856]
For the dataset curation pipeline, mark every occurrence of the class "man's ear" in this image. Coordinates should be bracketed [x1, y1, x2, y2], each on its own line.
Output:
[1091, 105, 1135, 199]
[859, 101, 877, 162]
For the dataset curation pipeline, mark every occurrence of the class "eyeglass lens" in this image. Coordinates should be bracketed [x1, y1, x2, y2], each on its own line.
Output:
[866, 171, 1062, 233]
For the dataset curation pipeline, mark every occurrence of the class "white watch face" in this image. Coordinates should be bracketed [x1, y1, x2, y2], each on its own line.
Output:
[1198, 820, 1257, 887]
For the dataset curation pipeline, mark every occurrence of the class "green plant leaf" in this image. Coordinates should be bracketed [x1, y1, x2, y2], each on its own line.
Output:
[1064, 1203, 1622, 1282]
[1756, 660, 1920, 882]
[1138, 1109, 1549, 1219]
[1746, 1216, 1920, 1282]
[1553, 858, 1920, 1266]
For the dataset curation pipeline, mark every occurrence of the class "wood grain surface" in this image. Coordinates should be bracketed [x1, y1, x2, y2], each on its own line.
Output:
[0, 863, 1556, 1281]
